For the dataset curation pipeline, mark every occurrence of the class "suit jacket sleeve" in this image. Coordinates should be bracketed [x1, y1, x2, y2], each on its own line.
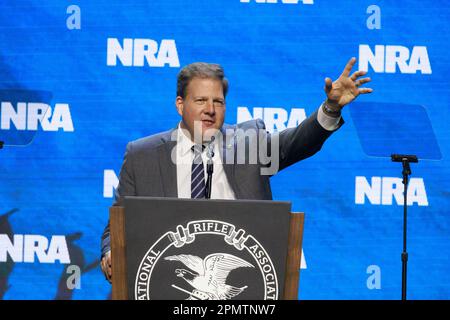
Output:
[276, 109, 343, 172]
[113, 142, 137, 206]
[101, 142, 137, 257]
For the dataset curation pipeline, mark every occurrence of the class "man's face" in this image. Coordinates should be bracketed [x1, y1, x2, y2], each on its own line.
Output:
[176, 77, 225, 142]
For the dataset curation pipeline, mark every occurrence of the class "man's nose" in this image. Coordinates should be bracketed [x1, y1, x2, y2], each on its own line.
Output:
[204, 100, 215, 115]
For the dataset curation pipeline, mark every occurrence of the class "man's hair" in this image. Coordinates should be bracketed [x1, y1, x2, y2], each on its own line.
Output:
[176, 62, 229, 99]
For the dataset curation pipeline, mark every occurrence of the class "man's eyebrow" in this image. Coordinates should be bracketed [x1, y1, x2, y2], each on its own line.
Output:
[192, 96, 224, 100]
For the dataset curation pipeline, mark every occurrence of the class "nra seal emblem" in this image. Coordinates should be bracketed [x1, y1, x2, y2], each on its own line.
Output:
[134, 220, 278, 300]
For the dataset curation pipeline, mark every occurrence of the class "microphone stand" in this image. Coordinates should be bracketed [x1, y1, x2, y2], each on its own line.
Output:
[391, 154, 418, 300]
[205, 137, 215, 199]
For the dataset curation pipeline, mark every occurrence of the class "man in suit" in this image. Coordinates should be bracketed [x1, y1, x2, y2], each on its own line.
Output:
[101, 58, 372, 282]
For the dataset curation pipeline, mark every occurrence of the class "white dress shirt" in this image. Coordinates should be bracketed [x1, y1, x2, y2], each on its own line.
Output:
[176, 125, 237, 200]
[175, 106, 340, 199]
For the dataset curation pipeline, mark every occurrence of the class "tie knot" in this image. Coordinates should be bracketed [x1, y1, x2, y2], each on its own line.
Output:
[191, 144, 204, 155]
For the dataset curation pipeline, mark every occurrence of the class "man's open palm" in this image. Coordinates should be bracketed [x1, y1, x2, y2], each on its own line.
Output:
[325, 57, 373, 110]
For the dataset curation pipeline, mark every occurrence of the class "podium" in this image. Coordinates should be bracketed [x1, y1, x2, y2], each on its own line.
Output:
[110, 197, 304, 300]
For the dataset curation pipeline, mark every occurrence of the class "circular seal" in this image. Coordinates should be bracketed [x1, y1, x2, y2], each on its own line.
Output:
[134, 219, 278, 300]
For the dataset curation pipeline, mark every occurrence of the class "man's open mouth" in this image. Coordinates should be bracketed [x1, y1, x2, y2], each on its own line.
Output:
[202, 119, 215, 126]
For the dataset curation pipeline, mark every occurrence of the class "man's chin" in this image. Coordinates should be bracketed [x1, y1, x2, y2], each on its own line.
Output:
[190, 120, 222, 143]
[201, 127, 220, 142]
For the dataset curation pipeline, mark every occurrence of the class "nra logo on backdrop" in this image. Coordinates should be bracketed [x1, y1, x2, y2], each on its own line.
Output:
[107, 38, 180, 68]
[0, 102, 74, 132]
[355, 176, 429, 206]
[0, 90, 74, 147]
[0, 234, 70, 264]
[237, 107, 307, 133]
[359, 45, 432, 74]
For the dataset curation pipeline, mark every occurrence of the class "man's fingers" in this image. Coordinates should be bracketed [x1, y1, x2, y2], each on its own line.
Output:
[101, 265, 108, 279]
[101, 259, 107, 274]
[107, 264, 112, 283]
[105, 255, 112, 274]
[355, 77, 371, 87]
[342, 57, 357, 77]
[101, 256, 112, 282]
[350, 70, 367, 81]
[358, 88, 373, 94]
[105, 270, 112, 283]
[324, 77, 333, 92]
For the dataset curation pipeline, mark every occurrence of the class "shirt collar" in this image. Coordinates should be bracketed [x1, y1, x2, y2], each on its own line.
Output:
[176, 122, 221, 157]
[177, 122, 196, 157]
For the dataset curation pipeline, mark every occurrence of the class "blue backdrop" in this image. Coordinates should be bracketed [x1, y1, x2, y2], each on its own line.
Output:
[0, 0, 449, 299]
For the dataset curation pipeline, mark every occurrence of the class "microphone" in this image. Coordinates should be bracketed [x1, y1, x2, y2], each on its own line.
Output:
[205, 136, 215, 199]
[207, 136, 215, 159]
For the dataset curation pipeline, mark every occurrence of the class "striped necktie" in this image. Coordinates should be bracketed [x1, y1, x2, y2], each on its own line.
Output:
[191, 144, 206, 199]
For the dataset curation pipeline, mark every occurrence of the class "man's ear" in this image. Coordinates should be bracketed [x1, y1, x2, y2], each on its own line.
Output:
[175, 96, 184, 116]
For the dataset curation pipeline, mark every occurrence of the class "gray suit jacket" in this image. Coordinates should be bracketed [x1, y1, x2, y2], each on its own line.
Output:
[101, 110, 342, 256]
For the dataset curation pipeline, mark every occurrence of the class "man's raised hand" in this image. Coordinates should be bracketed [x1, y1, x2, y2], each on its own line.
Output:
[324, 57, 373, 111]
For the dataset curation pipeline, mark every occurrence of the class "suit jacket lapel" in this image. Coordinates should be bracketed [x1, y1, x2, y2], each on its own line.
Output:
[158, 130, 178, 197]
[220, 125, 240, 199]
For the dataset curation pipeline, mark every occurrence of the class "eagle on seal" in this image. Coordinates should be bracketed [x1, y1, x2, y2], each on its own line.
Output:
[164, 253, 254, 300]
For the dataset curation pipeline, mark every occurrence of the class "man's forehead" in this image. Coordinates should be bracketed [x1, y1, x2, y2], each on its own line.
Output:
[186, 77, 223, 93]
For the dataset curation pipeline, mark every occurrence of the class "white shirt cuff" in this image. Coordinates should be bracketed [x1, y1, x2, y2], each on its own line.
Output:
[317, 104, 341, 131]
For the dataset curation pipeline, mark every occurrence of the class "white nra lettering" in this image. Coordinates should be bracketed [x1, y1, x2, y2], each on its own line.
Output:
[103, 169, 119, 198]
[355, 176, 429, 206]
[237, 107, 307, 133]
[107, 38, 180, 67]
[0, 102, 74, 132]
[359, 45, 432, 74]
[0, 234, 70, 264]
[300, 248, 307, 269]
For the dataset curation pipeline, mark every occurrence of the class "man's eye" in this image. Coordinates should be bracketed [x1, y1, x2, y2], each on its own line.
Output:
[195, 99, 206, 104]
